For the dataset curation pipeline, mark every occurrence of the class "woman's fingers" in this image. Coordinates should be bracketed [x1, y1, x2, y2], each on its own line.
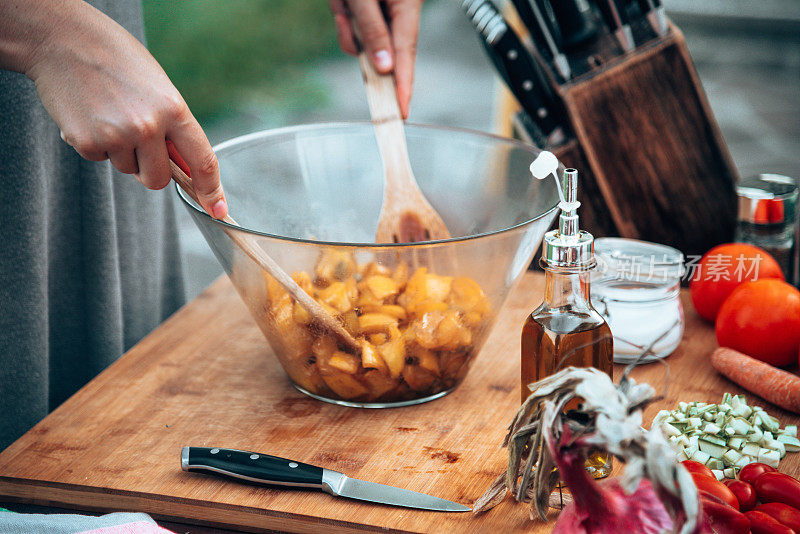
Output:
[60, 128, 112, 163]
[387, 0, 422, 119]
[107, 147, 139, 175]
[330, 0, 357, 55]
[329, 0, 422, 117]
[167, 114, 227, 220]
[346, 0, 394, 73]
[133, 137, 171, 191]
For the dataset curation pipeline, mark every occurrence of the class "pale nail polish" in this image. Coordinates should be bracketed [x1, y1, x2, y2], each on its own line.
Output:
[211, 199, 228, 219]
[374, 50, 392, 71]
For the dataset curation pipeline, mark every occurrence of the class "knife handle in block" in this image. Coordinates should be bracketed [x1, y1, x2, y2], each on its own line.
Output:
[181, 447, 324, 489]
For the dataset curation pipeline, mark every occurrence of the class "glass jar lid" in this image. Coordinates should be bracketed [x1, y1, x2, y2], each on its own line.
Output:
[593, 237, 684, 284]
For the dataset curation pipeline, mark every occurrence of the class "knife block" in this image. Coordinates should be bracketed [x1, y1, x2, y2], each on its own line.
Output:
[500, 23, 739, 260]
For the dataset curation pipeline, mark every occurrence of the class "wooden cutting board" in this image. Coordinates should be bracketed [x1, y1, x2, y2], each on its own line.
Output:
[0, 273, 798, 533]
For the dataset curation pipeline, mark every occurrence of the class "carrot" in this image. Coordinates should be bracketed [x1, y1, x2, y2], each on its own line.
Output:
[710, 348, 800, 413]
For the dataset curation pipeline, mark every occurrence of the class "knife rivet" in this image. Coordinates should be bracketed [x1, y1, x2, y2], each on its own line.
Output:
[210, 448, 219, 454]
[250, 454, 259, 460]
[522, 80, 533, 91]
[289, 462, 299, 468]
[507, 49, 518, 60]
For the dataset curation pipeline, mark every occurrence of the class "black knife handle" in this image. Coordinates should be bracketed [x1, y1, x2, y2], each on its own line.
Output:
[510, 0, 556, 60]
[494, 32, 561, 135]
[595, 0, 630, 27]
[181, 447, 324, 489]
[535, 0, 564, 48]
[551, 0, 600, 51]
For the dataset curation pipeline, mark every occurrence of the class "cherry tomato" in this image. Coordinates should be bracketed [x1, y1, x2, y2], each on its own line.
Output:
[745, 510, 796, 534]
[690, 243, 784, 321]
[692, 472, 740, 510]
[701, 497, 751, 534]
[683, 460, 716, 480]
[724, 479, 758, 512]
[740, 463, 778, 486]
[757, 503, 800, 532]
[756, 472, 800, 510]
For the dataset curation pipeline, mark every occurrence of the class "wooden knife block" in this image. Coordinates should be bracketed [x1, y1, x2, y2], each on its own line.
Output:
[500, 24, 739, 260]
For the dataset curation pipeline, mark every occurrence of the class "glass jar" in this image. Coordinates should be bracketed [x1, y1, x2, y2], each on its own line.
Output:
[590, 238, 684, 364]
[735, 174, 799, 287]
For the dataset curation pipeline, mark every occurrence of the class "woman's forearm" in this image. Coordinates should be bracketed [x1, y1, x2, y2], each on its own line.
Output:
[0, 0, 87, 74]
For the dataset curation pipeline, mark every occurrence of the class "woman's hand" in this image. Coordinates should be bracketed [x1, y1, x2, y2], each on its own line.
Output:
[1, 0, 227, 219]
[330, 0, 424, 120]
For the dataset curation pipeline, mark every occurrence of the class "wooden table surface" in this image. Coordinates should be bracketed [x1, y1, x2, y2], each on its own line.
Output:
[1, 273, 798, 533]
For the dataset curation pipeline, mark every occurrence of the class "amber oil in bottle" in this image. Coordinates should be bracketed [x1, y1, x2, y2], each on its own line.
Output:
[521, 163, 614, 479]
[521, 266, 614, 477]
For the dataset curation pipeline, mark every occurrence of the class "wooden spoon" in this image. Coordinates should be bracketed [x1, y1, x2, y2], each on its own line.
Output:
[349, 21, 450, 243]
[168, 147, 361, 353]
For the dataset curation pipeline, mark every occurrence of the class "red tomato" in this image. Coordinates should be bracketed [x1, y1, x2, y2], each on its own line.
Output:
[701, 498, 751, 534]
[757, 503, 800, 532]
[746, 510, 796, 534]
[716, 279, 800, 367]
[740, 463, 778, 486]
[690, 243, 784, 321]
[756, 472, 800, 510]
[683, 460, 716, 480]
[692, 472, 740, 510]
[724, 479, 758, 512]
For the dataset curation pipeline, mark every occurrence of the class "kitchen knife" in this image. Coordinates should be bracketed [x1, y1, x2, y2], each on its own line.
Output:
[181, 447, 470, 512]
[594, 0, 635, 52]
[550, 0, 600, 51]
[635, 0, 668, 37]
[509, 0, 572, 80]
[511, 110, 542, 147]
[462, 0, 567, 146]
[534, 0, 564, 50]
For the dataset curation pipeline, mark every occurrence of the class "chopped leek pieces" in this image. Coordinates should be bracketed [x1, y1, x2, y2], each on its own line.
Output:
[653, 393, 799, 479]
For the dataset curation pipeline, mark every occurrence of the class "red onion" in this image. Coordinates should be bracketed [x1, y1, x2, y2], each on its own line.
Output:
[473, 367, 703, 534]
[548, 430, 675, 533]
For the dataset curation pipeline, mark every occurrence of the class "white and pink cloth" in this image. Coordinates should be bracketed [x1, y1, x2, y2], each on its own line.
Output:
[0, 511, 174, 534]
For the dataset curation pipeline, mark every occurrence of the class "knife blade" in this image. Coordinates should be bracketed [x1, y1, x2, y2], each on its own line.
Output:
[508, 0, 572, 81]
[181, 447, 470, 512]
[635, 0, 668, 37]
[594, 0, 635, 52]
[462, 0, 566, 146]
[533, 0, 564, 51]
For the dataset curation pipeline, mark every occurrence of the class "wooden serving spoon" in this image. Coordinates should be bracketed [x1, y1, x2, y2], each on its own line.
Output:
[349, 19, 451, 244]
[167, 143, 361, 353]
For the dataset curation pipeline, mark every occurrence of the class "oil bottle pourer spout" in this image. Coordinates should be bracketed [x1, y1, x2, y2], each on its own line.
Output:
[530, 151, 581, 214]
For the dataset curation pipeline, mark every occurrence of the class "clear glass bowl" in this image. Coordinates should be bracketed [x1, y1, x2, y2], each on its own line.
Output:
[177, 122, 559, 407]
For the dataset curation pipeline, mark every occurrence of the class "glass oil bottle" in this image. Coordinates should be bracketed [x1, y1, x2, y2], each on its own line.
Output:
[521, 166, 614, 479]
